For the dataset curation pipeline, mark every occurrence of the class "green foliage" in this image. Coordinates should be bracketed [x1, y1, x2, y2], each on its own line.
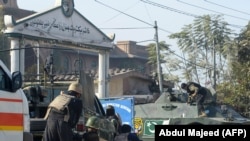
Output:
[168, 15, 250, 115]
[215, 22, 250, 115]
[146, 41, 169, 69]
[169, 15, 232, 83]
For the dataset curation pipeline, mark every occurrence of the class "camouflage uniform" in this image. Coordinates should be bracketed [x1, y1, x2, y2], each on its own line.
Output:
[106, 105, 122, 135]
[84, 116, 99, 141]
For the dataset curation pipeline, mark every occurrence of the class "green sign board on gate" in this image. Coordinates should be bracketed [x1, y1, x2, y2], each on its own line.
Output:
[143, 119, 170, 136]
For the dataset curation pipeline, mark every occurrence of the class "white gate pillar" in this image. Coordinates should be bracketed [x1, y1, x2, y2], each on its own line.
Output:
[105, 51, 110, 97]
[10, 38, 24, 74]
[98, 50, 109, 98]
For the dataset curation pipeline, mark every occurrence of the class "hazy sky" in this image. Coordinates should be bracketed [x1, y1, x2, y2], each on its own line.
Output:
[17, 0, 250, 46]
[16, 0, 250, 85]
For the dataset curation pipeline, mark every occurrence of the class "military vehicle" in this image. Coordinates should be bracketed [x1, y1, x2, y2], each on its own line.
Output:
[134, 89, 250, 141]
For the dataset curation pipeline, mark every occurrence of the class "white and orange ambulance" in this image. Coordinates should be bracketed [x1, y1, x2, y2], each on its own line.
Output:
[0, 60, 33, 141]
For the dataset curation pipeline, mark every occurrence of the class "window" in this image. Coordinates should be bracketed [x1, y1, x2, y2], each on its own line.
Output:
[63, 57, 69, 73]
[74, 58, 84, 73]
[0, 67, 10, 91]
[91, 61, 97, 68]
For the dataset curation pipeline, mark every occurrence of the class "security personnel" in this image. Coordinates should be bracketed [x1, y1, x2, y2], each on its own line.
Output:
[83, 116, 100, 141]
[43, 80, 83, 141]
[106, 105, 122, 135]
[181, 82, 207, 117]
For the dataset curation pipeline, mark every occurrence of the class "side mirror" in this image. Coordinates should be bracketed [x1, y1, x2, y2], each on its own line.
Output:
[12, 71, 22, 92]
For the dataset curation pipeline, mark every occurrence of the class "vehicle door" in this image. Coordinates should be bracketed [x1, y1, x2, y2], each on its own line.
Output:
[0, 66, 24, 141]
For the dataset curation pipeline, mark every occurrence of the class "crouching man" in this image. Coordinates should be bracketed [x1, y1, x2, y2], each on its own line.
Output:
[43, 80, 83, 141]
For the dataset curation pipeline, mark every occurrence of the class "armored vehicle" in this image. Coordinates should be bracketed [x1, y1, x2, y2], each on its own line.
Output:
[134, 89, 250, 141]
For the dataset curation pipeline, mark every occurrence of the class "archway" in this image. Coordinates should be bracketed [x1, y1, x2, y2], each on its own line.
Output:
[3, 0, 114, 98]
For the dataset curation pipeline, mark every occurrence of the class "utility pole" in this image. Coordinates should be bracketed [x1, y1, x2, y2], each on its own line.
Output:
[154, 21, 163, 94]
[213, 41, 216, 90]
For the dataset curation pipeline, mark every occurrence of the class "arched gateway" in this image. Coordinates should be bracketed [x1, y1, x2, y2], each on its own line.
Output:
[3, 0, 114, 98]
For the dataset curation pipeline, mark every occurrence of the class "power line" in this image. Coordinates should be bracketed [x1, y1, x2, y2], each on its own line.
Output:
[142, 1, 154, 24]
[95, 0, 244, 39]
[140, 0, 198, 17]
[166, 48, 209, 69]
[100, 0, 141, 25]
[177, 0, 249, 21]
[140, 0, 245, 30]
[95, 0, 173, 34]
[93, 0, 236, 83]
[204, 0, 250, 16]
[99, 27, 152, 30]
[95, 0, 154, 27]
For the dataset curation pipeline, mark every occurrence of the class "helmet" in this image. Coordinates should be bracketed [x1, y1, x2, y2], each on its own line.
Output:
[86, 116, 100, 129]
[68, 79, 83, 94]
[106, 105, 115, 116]
[107, 105, 114, 110]
[181, 83, 187, 89]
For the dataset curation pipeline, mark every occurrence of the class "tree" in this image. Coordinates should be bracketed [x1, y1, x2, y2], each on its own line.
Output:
[146, 41, 168, 68]
[220, 22, 250, 115]
[169, 15, 250, 116]
[146, 41, 181, 89]
[169, 14, 233, 87]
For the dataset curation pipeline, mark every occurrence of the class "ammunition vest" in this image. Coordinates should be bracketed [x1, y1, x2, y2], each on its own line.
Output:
[44, 91, 75, 122]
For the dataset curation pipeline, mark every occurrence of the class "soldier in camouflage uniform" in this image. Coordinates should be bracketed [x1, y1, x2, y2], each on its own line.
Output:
[84, 115, 116, 141]
[83, 116, 100, 141]
[106, 105, 122, 135]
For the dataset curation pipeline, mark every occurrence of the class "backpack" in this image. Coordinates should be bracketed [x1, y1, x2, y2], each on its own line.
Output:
[114, 133, 129, 141]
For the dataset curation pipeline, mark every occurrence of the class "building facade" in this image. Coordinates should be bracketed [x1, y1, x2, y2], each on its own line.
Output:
[0, 0, 174, 97]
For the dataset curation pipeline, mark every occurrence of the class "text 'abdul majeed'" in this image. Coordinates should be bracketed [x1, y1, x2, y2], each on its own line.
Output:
[159, 129, 219, 138]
